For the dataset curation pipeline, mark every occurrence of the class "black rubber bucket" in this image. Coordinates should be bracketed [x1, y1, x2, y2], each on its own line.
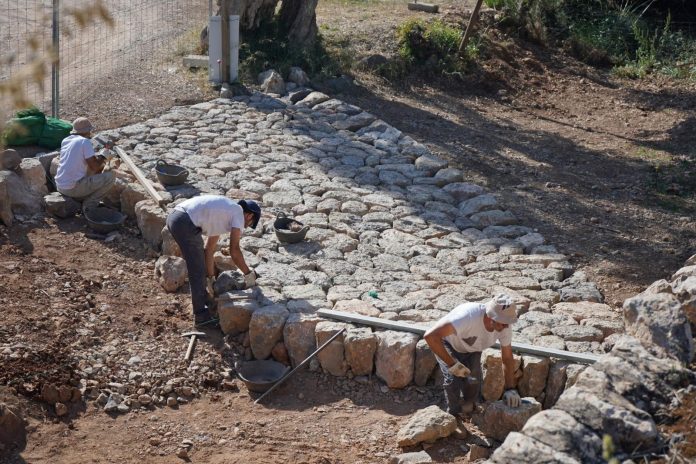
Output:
[273, 212, 309, 244]
[84, 206, 125, 233]
[237, 360, 290, 393]
[155, 160, 189, 186]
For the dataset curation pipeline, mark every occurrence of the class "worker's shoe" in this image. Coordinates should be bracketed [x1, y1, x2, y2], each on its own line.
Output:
[194, 313, 220, 330]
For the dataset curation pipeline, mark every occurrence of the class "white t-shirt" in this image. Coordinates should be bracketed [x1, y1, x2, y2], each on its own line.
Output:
[443, 302, 513, 353]
[177, 195, 244, 237]
[55, 135, 96, 190]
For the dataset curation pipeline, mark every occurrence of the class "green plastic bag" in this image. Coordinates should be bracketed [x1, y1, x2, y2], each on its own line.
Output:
[38, 117, 73, 149]
[2, 113, 47, 146]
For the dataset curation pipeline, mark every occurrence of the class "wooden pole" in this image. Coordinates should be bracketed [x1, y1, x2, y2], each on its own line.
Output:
[458, 0, 484, 55]
[113, 146, 165, 208]
[220, 0, 230, 83]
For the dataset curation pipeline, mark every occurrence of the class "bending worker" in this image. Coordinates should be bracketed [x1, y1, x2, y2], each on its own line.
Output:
[166, 195, 261, 328]
[424, 293, 521, 415]
[55, 117, 115, 213]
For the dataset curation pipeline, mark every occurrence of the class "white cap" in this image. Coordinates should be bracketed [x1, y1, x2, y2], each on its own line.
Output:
[485, 293, 518, 325]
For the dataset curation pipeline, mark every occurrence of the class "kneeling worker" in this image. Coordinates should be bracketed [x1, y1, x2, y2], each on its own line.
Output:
[55, 117, 115, 213]
[424, 293, 521, 415]
[166, 195, 261, 328]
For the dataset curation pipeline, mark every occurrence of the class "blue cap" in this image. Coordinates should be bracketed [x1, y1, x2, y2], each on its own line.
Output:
[238, 199, 261, 229]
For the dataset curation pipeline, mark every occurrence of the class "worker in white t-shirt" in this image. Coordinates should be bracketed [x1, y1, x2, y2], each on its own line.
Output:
[166, 195, 261, 329]
[424, 294, 521, 415]
[55, 117, 115, 213]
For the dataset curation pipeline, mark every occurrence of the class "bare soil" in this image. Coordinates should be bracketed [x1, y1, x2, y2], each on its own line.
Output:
[2, 1, 696, 463]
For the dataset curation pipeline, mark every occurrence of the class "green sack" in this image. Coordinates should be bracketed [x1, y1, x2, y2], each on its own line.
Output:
[38, 117, 73, 149]
[2, 114, 47, 146]
[15, 106, 46, 119]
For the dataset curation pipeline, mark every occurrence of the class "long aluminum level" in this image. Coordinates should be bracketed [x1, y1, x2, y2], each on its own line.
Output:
[317, 309, 601, 364]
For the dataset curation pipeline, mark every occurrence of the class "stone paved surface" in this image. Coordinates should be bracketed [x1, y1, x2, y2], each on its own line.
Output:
[103, 91, 612, 354]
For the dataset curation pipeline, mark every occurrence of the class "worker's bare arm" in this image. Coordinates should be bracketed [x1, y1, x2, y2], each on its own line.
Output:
[204, 235, 219, 277]
[424, 322, 457, 367]
[228, 228, 250, 275]
[501, 344, 517, 389]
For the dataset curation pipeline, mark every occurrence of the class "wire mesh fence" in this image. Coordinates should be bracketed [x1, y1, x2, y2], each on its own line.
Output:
[1, 0, 209, 119]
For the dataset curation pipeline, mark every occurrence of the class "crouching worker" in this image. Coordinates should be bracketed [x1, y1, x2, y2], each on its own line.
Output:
[166, 195, 261, 329]
[55, 117, 116, 213]
[424, 293, 521, 416]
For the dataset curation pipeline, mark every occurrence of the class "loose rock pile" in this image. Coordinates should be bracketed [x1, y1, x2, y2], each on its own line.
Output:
[486, 258, 695, 463]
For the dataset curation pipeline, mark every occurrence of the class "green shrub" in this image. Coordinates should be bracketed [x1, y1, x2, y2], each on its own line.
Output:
[497, 0, 696, 78]
[395, 18, 469, 75]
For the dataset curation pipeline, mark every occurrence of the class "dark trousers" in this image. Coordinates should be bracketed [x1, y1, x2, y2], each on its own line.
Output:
[436, 341, 482, 414]
[166, 209, 208, 318]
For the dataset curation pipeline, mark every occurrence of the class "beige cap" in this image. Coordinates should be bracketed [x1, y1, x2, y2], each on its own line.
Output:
[71, 117, 94, 135]
[485, 293, 518, 325]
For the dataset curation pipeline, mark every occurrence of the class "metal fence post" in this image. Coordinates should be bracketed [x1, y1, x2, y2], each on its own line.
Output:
[51, 0, 60, 118]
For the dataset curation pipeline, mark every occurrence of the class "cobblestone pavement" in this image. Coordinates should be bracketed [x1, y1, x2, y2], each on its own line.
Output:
[104, 90, 619, 349]
[67, 89, 624, 413]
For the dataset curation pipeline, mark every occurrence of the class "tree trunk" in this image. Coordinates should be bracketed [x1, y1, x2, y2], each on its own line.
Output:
[219, 0, 278, 30]
[278, 0, 319, 44]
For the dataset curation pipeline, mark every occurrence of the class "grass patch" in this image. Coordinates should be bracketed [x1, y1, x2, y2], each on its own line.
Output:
[381, 17, 479, 79]
[174, 26, 206, 57]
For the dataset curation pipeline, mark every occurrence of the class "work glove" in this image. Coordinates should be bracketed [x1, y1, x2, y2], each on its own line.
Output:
[206, 276, 216, 296]
[448, 361, 471, 378]
[243, 269, 258, 288]
[503, 389, 521, 408]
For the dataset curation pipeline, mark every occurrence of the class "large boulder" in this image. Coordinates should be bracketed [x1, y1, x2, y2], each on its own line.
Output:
[396, 405, 457, 447]
[154, 255, 187, 292]
[413, 339, 437, 387]
[670, 274, 696, 326]
[517, 355, 550, 399]
[160, 225, 182, 257]
[0, 149, 21, 170]
[0, 171, 42, 214]
[315, 321, 350, 376]
[249, 304, 289, 359]
[218, 297, 259, 335]
[519, 409, 603, 463]
[481, 349, 505, 402]
[623, 292, 694, 364]
[283, 313, 323, 368]
[543, 360, 569, 409]
[120, 182, 148, 217]
[375, 331, 419, 389]
[344, 327, 377, 376]
[134, 200, 167, 250]
[258, 69, 286, 95]
[488, 432, 582, 463]
[44, 192, 81, 218]
[474, 398, 542, 442]
[19, 158, 48, 196]
[554, 384, 657, 453]
[287, 66, 310, 86]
